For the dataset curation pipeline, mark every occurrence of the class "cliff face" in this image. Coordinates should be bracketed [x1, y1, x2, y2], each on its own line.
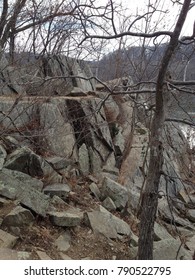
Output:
[0, 55, 194, 260]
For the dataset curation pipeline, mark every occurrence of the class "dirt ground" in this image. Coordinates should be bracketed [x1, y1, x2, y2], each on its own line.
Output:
[0, 178, 138, 260]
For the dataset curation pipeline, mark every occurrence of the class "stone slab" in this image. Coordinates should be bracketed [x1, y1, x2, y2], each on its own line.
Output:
[0, 229, 18, 249]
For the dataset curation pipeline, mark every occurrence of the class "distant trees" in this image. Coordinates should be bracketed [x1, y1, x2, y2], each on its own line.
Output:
[0, 0, 96, 60]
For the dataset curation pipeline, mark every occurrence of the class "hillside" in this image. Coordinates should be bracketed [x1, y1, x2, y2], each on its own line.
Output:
[0, 54, 195, 260]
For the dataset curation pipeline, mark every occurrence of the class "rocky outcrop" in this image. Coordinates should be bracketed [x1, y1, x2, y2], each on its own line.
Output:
[0, 54, 194, 260]
[0, 55, 95, 96]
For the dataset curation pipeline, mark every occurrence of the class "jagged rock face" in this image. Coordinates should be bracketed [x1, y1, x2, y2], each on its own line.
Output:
[0, 54, 194, 260]
[0, 95, 115, 174]
[0, 55, 95, 96]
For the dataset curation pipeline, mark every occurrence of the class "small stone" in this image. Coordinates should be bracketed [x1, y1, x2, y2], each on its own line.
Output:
[55, 231, 71, 252]
[46, 157, 74, 170]
[89, 183, 101, 200]
[36, 250, 52, 260]
[49, 211, 82, 227]
[102, 197, 116, 211]
[59, 253, 72, 260]
[0, 229, 18, 249]
[87, 175, 98, 184]
[43, 183, 71, 200]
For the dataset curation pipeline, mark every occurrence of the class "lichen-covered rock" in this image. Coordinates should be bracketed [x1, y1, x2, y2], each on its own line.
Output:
[101, 177, 128, 210]
[0, 168, 50, 216]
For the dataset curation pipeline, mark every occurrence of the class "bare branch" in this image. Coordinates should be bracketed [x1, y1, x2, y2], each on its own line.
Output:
[80, 30, 173, 45]
[165, 118, 195, 126]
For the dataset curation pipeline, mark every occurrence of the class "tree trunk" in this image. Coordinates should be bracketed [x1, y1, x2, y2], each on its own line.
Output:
[137, 0, 192, 260]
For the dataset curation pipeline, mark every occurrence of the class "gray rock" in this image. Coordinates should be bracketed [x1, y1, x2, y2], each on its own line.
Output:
[4, 146, 42, 176]
[59, 253, 72, 260]
[100, 172, 118, 182]
[40, 157, 62, 184]
[175, 227, 195, 238]
[0, 145, 7, 170]
[0, 168, 50, 216]
[36, 250, 52, 260]
[4, 147, 62, 184]
[79, 144, 90, 175]
[19, 188, 50, 217]
[39, 102, 77, 159]
[48, 195, 68, 212]
[55, 231, 71, 252]
[43, 183, 71, 200]
[0, 64, 26, 95]
[46, 156, 74, 170]
[84, 206, 131, 239]
[0, 248, 32, 260]
[158, 198, 194, 230]
[0, 197, 9, 207]
[178, 188, 191, 204]
[8, 227, 21, 236]
[186, 235, 195, 252]
[113, 129, 125, 154]
[70, 97, 114, 170]
[0, 168, 43, 192]
[187, 209, 195, 222]
[0, 229, 18, 249]
[188, 195, 195, 208]
[154, 222, 172, 241]
[69, 87, 87, 96]
[102, 197, 116, 211]
[0, 100, 36, 131]
[2, 206, 34, 227]
[101, 177, 128, 210]
[29, 55, 94, 95]
[127, 185, 140, 211]
[153, 238, 192, 260]
[49, 211, 83, 227]
[89, 183, 101, 200]
[129, 233, 139, 247]
[87, 175, 99, 184]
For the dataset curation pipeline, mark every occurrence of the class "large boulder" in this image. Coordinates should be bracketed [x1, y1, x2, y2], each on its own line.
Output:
[4, 147, 62, 183]
[0, 168, 50, 216]
[22, 55, 95, 96]
[153, 238, 192, 260]
[84, 206, 132, 239]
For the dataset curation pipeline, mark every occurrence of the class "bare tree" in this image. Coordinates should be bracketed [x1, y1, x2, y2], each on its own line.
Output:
[0, 0, 195, 260]
[79, 0, 195, 259]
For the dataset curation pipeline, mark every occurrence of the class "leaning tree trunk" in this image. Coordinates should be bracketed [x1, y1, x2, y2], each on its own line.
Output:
[137, 0, 192, 260]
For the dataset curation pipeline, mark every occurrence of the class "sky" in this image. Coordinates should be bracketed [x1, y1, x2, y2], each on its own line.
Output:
[91, 0, 195, 56]
[0, 0, 194, 58]
[118, 0, 195, 36]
